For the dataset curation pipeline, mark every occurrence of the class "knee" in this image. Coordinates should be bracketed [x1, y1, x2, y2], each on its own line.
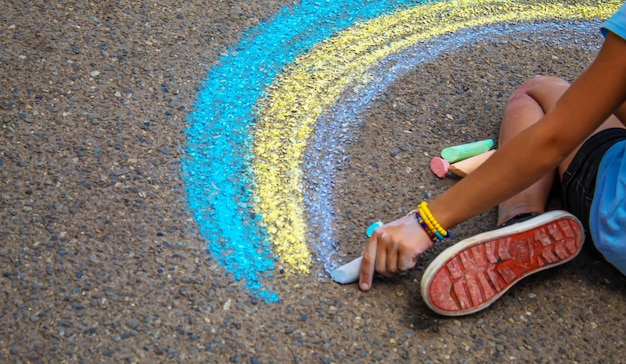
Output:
[509, 76, 570, 102]
[522, 75, 570, 91]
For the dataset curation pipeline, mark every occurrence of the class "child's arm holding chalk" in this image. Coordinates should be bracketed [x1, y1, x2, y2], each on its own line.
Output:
[359, 31, 626, 291]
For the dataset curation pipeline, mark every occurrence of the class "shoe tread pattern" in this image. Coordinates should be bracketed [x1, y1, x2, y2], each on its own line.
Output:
[427, 217, 583, 314]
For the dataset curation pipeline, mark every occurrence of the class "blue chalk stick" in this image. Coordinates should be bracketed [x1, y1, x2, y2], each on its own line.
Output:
[366, 221, 384, 237]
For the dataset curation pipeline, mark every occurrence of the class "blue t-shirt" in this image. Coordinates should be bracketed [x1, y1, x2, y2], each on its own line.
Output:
[590, 142, 626, 275]
[601, 2, 626, 38]
[589, 4, 626, 275]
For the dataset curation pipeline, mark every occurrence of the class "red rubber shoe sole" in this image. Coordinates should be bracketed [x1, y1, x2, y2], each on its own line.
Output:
[421, 210, 584, 316]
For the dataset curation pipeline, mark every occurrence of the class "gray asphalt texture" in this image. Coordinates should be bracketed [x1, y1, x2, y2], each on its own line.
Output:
[1, 1, 625, 363]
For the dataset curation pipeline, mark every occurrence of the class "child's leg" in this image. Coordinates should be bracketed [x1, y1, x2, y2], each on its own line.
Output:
[496, 76, 570, 226]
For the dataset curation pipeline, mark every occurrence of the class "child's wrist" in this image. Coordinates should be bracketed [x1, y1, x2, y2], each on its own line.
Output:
[416, 201, 450, 243]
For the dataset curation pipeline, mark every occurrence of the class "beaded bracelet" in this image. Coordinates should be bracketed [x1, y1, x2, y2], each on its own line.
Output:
[416, 201, 449, 243]
[415, 214, 439, 242]
[418, 201, 449, 237]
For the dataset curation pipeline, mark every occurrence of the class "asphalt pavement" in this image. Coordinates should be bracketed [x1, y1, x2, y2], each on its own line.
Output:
[1, 1, 624, 363]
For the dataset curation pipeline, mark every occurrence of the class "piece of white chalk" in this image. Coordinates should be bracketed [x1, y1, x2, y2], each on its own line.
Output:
[330, 221, 385, 284]
[330, 256, 362, 284]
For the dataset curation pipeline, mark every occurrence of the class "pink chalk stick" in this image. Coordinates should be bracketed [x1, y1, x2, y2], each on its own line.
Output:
[430, 157, 450, 179]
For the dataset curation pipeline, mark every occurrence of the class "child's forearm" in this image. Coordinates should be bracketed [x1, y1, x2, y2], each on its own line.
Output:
[429, 124, 566, 229]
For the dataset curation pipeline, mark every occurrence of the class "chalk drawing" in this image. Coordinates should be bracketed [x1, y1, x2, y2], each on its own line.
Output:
[182, 0, 619, 301]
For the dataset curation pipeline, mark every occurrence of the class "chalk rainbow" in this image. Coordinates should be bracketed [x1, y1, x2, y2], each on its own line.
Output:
[182, 0, 619, 301]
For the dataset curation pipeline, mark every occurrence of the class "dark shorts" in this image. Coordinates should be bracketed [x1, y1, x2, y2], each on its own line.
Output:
[562, 128, 626, 240]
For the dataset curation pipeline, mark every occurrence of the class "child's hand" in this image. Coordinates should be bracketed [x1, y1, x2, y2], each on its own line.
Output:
[359, 212, 433, 291]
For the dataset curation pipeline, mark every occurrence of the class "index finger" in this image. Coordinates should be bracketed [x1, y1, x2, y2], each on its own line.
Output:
[359, 232, 379, 291]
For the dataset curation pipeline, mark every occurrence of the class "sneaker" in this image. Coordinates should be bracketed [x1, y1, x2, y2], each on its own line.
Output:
[420, 210, 584, 316]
